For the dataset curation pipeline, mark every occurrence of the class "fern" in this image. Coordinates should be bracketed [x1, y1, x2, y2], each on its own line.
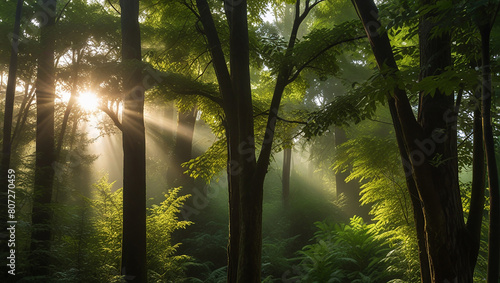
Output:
[298, 217, 405, 282]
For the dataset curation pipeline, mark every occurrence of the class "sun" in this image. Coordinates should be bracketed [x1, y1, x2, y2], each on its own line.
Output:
[78, 92, 99, 112]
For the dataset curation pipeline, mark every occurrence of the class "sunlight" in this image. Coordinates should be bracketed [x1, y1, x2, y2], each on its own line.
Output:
[78, 92, 100, 112]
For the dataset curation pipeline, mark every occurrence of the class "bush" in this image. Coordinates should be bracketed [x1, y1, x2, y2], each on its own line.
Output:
[61, 176, 193, 282]
[297, 216, 405, 283]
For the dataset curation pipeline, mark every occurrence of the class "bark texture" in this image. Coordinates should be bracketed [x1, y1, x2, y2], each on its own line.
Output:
[479, 23, 500, 283]
[120, 0, 147, 281]
[352, 0, 478, 281]
[30, 0, 57, 276]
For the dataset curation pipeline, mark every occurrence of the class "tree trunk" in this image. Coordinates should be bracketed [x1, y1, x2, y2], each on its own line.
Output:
[119, 0, 147, 282]
[11, 83, 35, 150]
[194, 1, 242, 280]
[56, 49, 81, 157]
[466, 87, 485, 270]
[388, 97, 432, 283]
[30, 0, 57, 277]
[352, 0, 474, 281]
[226, 1, 262, 281]
[197, 0, 322, 281]
[479, 23, 500, 283]
[0, 0, 23, 279]
[418, 2, 471, 281]
[167, 106, 197, 190]
[1, 0, 22, 187]
[282, 147, 292, 207]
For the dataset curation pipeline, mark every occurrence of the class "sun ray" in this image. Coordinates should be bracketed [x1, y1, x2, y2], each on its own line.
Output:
[78, 92, 99, 112]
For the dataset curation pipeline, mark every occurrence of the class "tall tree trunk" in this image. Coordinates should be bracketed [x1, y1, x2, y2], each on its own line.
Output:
[30, 0, 57, 277]
[282, 147, 292, 207]
[167, 106, 197, 190]
[226, 124, 240, 283]
[11, 83, 35, 150]
[119, 0, 147, 282]
[479, 23, 500, 283]
[388, 97, 432, 283]
[56, 49, 81, 157]
[226, 1, 261, 281]
[0, 0, 23, 278]
[417, 4, 471, 281]
[1, 0, 22, 188]
[352, 0, 474, 281]
[197, 0, 325, 280]
[194, 0, 241, 280]
[466, 87, 486, 270]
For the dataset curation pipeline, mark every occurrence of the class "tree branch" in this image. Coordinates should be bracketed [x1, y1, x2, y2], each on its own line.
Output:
[254, 111, 307, 125]
[56, 0, 72, 23]
[288, 35, 366, 84]
[99, 105, 123, 131]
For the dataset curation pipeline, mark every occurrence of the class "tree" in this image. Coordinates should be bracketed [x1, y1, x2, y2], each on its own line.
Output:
[119, 0, 147, 281]
[0, 0, 23, 279]
[351, 0, 496, 281]
[29, 0, 57, 277]
[194, 0, 364, 280]
[476, 3, 500, 280]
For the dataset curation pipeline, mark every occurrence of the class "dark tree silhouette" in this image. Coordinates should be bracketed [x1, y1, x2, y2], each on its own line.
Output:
[30, 0, 57, 277]
[120, 0, 147, 281]
[351, 0, 496, 281]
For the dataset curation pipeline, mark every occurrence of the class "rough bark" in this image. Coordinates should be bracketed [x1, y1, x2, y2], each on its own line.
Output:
[30, 0, 57, 277]
[417, 2, 471, 281]
[466, 87, 485, 270]
[388, 96, 432, 283]
[479, 23, 500, 283]
[119, 0, 147, 282]
[352, 0, 474, 281]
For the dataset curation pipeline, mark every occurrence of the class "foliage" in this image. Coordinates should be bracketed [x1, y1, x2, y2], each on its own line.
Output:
[72, 177, 193, 282]
[325, 110, 422, 281]
[298, 216, 405, 283]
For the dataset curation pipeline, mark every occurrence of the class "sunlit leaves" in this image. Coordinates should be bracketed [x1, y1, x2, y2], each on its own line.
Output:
[333, 132, 421, 281]
[302, 74, 389, 138]
[84, 177, 192, 281]
[147, 187, 193, 280]
[414, 66, 480, 97]
[299, 216, 404, 282]
[184, 139, 227, 182]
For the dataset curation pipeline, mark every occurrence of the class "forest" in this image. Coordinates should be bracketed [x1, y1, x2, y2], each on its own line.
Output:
[0, 0, 499, 282]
